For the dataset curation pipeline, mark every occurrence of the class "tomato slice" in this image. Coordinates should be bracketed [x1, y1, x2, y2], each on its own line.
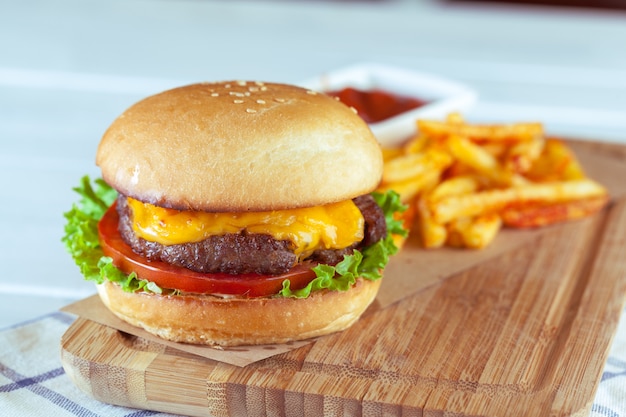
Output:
[97, 204, 317, 297]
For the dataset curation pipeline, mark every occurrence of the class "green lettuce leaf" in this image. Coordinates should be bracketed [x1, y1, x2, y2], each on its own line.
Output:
[62, 176, 163, 293]
[371, 189, 408, 240]
[278, 190, 407, 298]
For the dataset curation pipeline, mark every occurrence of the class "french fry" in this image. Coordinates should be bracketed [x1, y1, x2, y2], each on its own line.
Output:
[447, 214, 502, 249]
[481, 142, 508, 158]
[416, 197, 447, 248]
[382, 146, 404, 162]
[417, 119, 543, 142]
[428, 175, 480, 203]
[463, 214, 502, 248]
[445, 135, 501, 173]
[444, 135, 524, 186]
[444, 160, 476, 179]
[403, 134, 430, 155]
[504, 134, 545, 174]
[378, 171, 440, 203]
[501, 195, 609, 228]
[431, 179, 607, 224]
[526, 139, 585, 181]
[382, 148, 452, 184]
[445, 221, 467, 248]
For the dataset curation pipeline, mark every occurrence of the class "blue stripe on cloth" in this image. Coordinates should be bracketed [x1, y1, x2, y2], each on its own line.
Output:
[602, 369, 626, 383]
[51, 311, 78, 325]
[0, 362, 100, 416]
[0, 366, 65, 392]
[591, 403, 621, 417]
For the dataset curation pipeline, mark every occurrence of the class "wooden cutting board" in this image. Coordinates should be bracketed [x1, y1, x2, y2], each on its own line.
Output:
[61, 140, 626, 417]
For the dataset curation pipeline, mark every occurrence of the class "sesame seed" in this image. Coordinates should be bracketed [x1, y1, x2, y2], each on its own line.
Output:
[306, 90, 317, 95]
[248, 86, 259, 92]
[274, 98, 285, 103]
[211, 93, 219, 97]
[256, 99, 266, 104]
[236, 80, 247, 86]
[233, 99, 244, 104]
[246, 108, 257, 113]
[350, 106, 358, 114]
[229, 91, 245, 97]
[260, 86, 268, 91]
[255, 81, 265, 86]
[224, 84, 231, 88]
[244, 92, 251, 96]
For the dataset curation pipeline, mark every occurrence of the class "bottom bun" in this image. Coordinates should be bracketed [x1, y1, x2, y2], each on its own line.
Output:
[96, 278, 382, 346]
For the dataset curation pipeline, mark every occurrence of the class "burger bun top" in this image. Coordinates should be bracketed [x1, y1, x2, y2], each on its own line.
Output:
[96, 81, 383, 212]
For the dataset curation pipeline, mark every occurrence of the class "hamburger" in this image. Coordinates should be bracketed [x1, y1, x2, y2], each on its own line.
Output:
[63, 81, 406, 346]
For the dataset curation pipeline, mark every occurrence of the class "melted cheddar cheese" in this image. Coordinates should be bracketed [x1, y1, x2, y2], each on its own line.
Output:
[127, 198, 365, 257]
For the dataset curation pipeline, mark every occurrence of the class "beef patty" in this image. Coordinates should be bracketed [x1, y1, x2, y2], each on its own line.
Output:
[116, 194, 386, 275]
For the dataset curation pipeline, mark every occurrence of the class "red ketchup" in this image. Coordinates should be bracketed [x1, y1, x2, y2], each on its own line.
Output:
[327, 87, 428, 124]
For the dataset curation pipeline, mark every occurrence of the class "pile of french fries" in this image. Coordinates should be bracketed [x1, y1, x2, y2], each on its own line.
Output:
[378, 113, 609, 249]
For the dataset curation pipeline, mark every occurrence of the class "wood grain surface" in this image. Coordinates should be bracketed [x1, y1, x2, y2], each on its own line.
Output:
[61, 140, 626, 417]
